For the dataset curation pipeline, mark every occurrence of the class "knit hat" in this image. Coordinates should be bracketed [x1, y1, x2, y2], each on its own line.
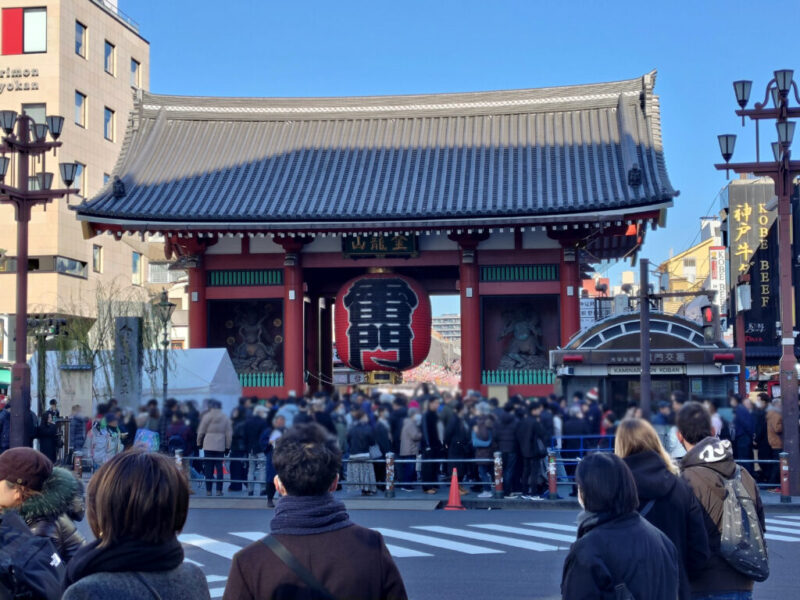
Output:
[0, 447, 53, 492]
[586, 388, 599, 402]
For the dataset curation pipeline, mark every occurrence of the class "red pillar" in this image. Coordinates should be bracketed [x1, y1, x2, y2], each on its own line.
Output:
[187, 258, 207, 348]
[560, 246, 581, 346]
[320, 298, 334, 394]
[459, 244, 481, 394]
[306, 296, 320, 394]
[282, 248, 305, 397]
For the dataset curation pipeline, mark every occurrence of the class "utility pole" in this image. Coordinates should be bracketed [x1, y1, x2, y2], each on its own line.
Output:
[639, 259, 651, 419]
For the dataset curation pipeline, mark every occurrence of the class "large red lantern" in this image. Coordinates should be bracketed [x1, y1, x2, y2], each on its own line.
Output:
[335, 273, 431, 372]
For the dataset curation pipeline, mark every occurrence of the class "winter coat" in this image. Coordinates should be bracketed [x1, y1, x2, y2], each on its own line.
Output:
[223, 524, 407, 600]
[561, 512, 678, 600]
[766, 406, 783, 450]
[515, 415, 547, 459]
[388, 408, 407, 455]
[733, 405, 754, 441]
[561, 417, 590, 455]
[623, 451, 710, 600]
[17, 466, 86, 563]
[68, 416, 88, 452]
[244, 415, 269, 454]
[87, 425, 121, 466]
[399, 418, 422, 456]
[0, 408, 9, 450]
[197, 408, 233, 452]
[231, 417, 248, 454]
[494, 411, 519, 453]
[680, 437, 765, 594]
[421, 409, 443, 453]
[375, 421, 393, 455]
[445, 416, 471, 459]
[472, 415, 496, 460]
[37, 420, 60, 462]
[62, 563, 210, 600]
[752, 407, 769, 452]
[347, 422, 376, 455]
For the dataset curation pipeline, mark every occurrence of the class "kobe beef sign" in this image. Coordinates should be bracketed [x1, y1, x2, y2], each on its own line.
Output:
[342, 234, 419, 259]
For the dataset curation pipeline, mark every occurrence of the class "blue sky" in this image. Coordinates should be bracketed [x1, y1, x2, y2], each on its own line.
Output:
[132, 0, 799, 315]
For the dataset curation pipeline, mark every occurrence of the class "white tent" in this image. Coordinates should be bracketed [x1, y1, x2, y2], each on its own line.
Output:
[30, 348, 243, 415]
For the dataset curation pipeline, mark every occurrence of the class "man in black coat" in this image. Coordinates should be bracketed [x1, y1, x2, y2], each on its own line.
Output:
[562, 405, 590, 496]
[515, 400, 547, 497]
[494, 404, 519, 495]
[421, 397, 444, 494]
[388, 398, 408, 456]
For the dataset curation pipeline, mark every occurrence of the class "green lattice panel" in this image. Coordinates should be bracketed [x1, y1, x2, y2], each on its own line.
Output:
[207, 269, 284, 287]
[238, 372, 285, 388]
[479, 264, 559, 282]
[481, 369, 556, 385]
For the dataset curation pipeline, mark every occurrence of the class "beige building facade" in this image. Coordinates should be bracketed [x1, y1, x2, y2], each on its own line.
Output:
[0, 0, 154, 361]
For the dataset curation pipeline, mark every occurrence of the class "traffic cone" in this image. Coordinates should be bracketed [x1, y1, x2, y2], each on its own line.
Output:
[444, 468, 466, 511]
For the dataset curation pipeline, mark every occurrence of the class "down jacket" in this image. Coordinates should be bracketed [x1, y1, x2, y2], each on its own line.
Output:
[197, 408, 232, 452]
[16, 466, 86, 563]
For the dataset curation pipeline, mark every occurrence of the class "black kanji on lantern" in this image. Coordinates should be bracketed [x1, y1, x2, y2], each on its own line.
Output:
[343, 277, 419, 370]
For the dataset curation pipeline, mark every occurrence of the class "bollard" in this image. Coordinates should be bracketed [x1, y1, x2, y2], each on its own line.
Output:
[780, 452, 792, 504]
[547, 449, 558, 499]
[493, 451, 504, 499]
[385, 452, 395, 498]
[73, 451, 83, 479]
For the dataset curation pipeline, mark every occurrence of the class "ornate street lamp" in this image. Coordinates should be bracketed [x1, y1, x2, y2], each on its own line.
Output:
[715, 68, 800, 495]
[0, 111, 78, 448]
[154, 289, 176, 402]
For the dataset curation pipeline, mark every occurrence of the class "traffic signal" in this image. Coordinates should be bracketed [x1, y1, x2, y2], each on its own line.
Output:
[701, 303, 720, 343]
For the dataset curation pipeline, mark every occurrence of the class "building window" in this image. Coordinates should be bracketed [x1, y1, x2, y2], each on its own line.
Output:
[0, 255, 87, 278]
[75, 21, 86, 57]
[74, 91, 86, 127]
[56, 257, 88, 278]
[132, 252, 142, 285]
[103, 107, 114, 141]
[103, 173, 110, 185]
[148, 262, 184, 284]
[74, 162, 85, 196]
[103, 40, 115, 75]
[1, 7, 47, 55]
[683, 257, 697, 284]
[21, 103, 45, 126]
[92, 245, 103, 273]
[130, 58, 140, 88]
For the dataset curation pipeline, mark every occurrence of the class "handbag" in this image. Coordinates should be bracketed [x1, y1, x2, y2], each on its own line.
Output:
[368, 444, 382, 460]
[261, 535, 338, 600]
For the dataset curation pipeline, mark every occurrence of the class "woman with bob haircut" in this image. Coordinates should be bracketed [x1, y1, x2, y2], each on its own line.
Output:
[615, 418, 710, 600]
[561, 452, 679, 600]
[62, 450, 210, 599]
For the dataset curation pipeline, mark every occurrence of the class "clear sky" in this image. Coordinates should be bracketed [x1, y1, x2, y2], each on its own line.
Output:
[130, 0, 799, 315]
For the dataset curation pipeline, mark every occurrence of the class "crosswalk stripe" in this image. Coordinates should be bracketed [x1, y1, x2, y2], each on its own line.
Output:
[765, 532, 800, 542]
[375, 528, 503, 555]
[764, 525, 800, 536]
[209, 587, 225, 598]
[523, 522, 577, 533]
[470, 524, 575, 544]
[206, 576, 227, 583]
[413, 526, 559, 551]
[184, 558, 204, 567]
[765, 519, 800, 528]
[772, 515, 800, 520]
[385, 544, 432, 558]
[179, 534, 243, 559]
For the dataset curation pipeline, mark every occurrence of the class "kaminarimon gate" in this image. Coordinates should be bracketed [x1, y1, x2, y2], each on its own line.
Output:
[74, 71, 677, 399]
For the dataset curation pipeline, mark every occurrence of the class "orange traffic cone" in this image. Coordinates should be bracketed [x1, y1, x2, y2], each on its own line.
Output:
[444, 468, 466, 511]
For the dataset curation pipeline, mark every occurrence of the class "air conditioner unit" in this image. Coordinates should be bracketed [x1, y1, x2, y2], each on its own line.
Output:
[721, 364, 741, 375]
[557, 366, 574, 376]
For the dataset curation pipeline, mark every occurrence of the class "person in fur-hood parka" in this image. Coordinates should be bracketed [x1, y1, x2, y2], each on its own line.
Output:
[0, 447, 86, 562]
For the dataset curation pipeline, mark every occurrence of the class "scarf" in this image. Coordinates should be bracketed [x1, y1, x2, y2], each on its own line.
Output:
[64, 537, 184, 588]
[270, 493, 353, 536]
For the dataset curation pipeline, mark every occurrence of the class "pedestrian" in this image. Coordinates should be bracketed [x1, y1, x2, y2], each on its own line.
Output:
[562, 404, 590, 496]
[264, 415, 286, 507]
[398, 408, 422, 490]
[421, 396, 444, 494]
[444, 403, 471, 494]
[37, 410, 60, 463]
[222, 423, 407, 600]
[766, 398, 783, 484]
[347, 410, 378, 496]
[495, 403, 520, 496]
[228, 406, 249, 492]
[86, 414, 122, 470]
[68, 404, 88, 467]
[668, 390, 688, 459]
[0, 447, 86, 562]
[677, 401, 766, 598]
[752, 393, 771, 482]
[0, 401, 10, 454]
[560, 452, 679, 600]
[197, 399, 232, 496]
[516, 400, 548, 498]
[158, 398, 179, 453]
[733, 397, 755, 476]
[246, 405, 270, 497]
[166, 412, 192, 456]
[62, 451, 210, 600]
[471, 402, 496, 498]
[614, 418, 710, 600]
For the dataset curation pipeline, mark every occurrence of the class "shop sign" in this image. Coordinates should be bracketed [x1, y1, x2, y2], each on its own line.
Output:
[0, 66, 40, 94]
[709, 246, 728, 316]
[608, 365, 686, 375]
[342, 234, 418, 258]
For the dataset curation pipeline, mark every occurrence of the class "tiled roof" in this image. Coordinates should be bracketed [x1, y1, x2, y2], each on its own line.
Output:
[75, 71, 677, 230]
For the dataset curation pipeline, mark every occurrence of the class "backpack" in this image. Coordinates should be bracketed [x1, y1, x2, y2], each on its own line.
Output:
[718, 466, 769, 581]
[0, 511, 64, 600]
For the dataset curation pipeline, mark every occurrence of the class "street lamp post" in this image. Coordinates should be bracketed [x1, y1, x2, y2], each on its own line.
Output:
[0, 110, 78, 448]
[154, 290, 176, 402]
[716, 69, 800, 495]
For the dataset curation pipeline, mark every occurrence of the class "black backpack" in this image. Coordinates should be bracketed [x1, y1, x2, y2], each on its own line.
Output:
[718, 466, 769, 581]
[0, 511, 64, 599]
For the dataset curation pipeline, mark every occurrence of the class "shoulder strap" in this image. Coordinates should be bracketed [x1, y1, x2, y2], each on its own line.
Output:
[639, 499, 656, 518]
[261, 535, 338, 600]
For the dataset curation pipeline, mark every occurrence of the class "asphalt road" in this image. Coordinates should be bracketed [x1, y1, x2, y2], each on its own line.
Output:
[154, 507, 799, 600]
